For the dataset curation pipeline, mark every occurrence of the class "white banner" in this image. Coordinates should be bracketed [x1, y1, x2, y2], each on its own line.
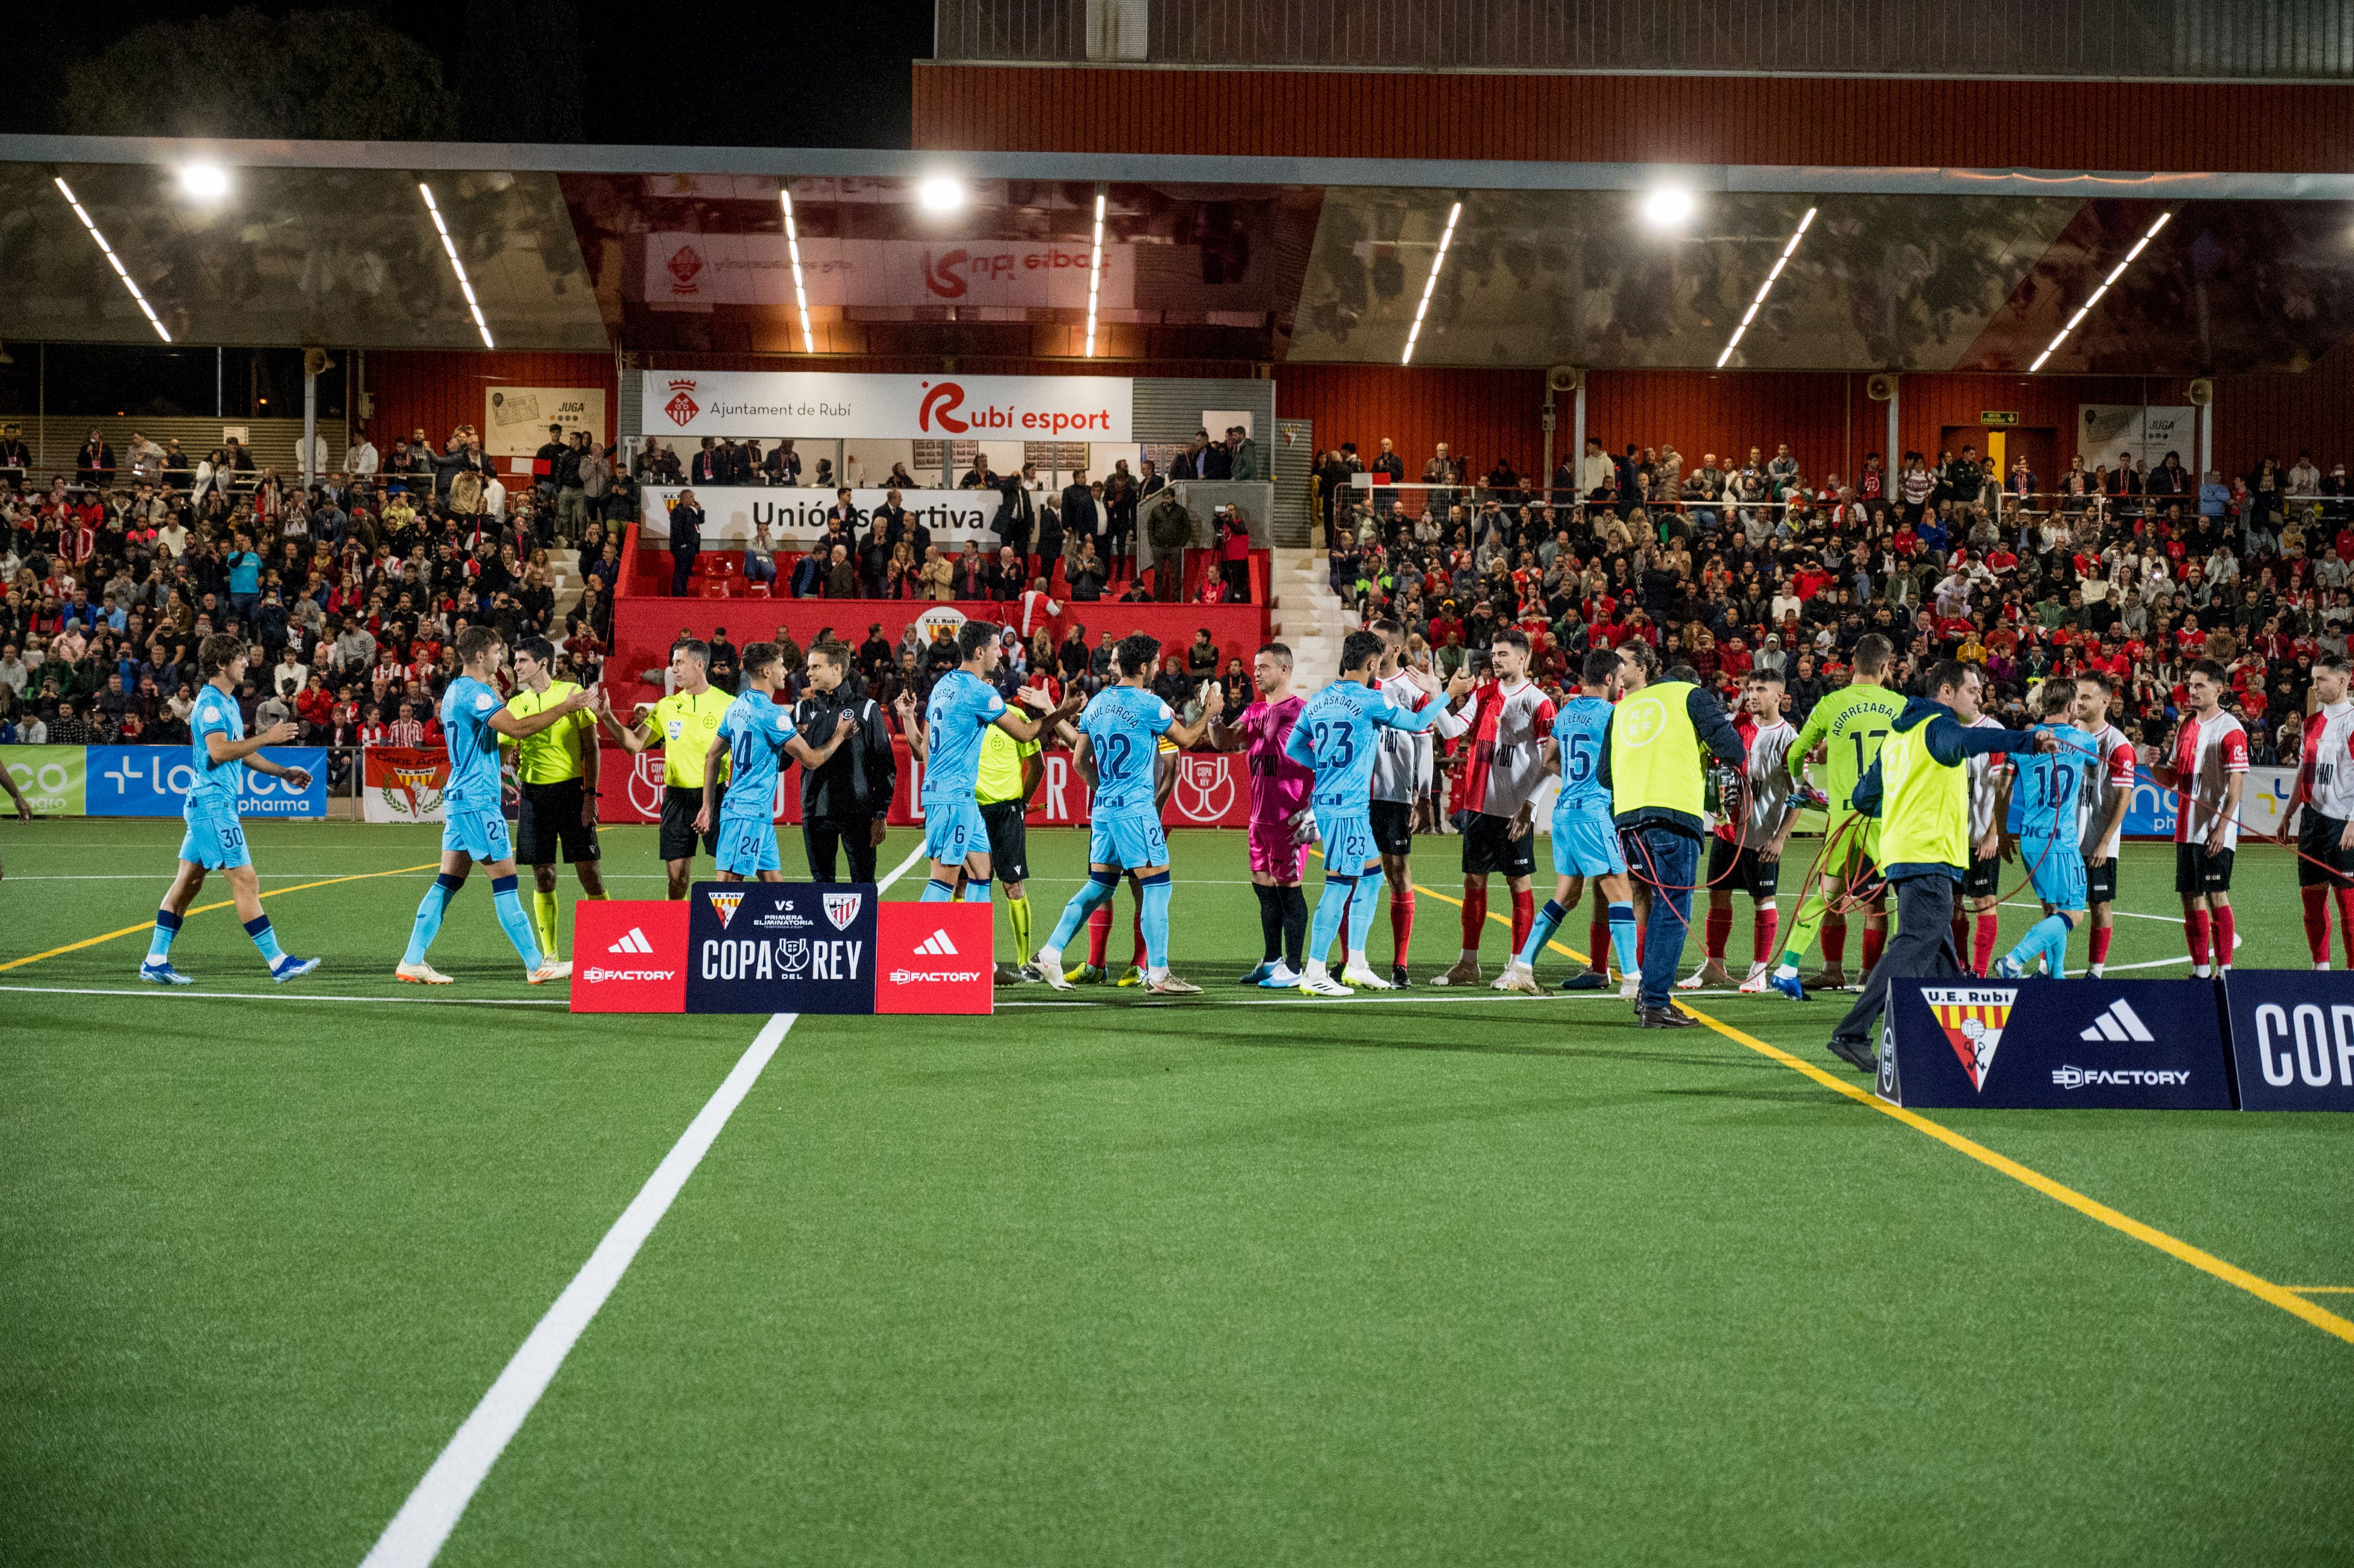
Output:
[485, 387, 606, 458]
[640, 486, 1009, 545]
[640, 371, 1133, 442]
[2078, 405, 2196, 471]
[645, 234, 1139, 311]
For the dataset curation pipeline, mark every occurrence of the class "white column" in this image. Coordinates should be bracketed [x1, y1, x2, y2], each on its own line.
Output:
[303, 369, 318, 489]
[2199, 399, 2213, 485]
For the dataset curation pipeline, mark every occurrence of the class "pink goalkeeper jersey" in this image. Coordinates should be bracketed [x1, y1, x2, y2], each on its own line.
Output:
[1240, 695, 1312, 822]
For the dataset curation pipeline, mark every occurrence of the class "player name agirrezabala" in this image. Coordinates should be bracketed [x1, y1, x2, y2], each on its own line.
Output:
[700, 937, 865, 981]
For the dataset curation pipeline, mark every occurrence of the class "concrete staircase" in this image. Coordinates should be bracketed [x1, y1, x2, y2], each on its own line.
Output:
[1268, 546, 1358, 689]
[546, 547, 583, 623]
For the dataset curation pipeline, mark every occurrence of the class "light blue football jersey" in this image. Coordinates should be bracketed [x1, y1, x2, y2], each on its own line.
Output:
[717, 693, 801, 821]
[922, 670, 1009, 806]
[1078, 684, 1175, 815]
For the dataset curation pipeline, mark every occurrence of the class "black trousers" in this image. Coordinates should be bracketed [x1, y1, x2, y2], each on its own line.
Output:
[804, 814, 879, 883]
[671, 543, 699, 597]
[1832, 872, 1961, 1054]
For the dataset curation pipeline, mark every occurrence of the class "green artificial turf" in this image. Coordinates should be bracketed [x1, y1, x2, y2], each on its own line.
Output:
[2, 819, 2350, 1566]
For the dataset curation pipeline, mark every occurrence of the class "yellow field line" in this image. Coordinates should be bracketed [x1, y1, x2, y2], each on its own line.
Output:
[0, 864, 439, 973]
[1373, 859, 2354, 1348]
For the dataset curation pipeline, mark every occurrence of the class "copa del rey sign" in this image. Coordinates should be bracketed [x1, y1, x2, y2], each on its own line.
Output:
[640, 370, 1133, 442]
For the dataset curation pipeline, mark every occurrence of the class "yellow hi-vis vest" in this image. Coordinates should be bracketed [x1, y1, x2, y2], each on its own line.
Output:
[1608, 681, 1703, 819]
[1875, 717, 1968, 870]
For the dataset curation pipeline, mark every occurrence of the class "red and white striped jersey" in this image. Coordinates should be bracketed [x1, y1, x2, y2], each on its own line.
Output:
[2172, 710, 2248, 850]
[2299, 701, 2354, 821]
[2078, 724, 2138, 858]
[1965, 713, 2012, 844]
[1372, 670, 1468, 804]
[1453, 677, 1557, 818]
[1717, 714, 1799, 850]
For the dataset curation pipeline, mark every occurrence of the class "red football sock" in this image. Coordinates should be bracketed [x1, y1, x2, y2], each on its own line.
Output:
[1973, 912, 2001, 975]
[2336, 887, 2354, 966]
[2304, 886, 2332, 964]
[1861, 925, 1886, 973]
[1589, 911, 1610, 970]
[1086, 906, 1113, 967]
[2089, 924, 2114, 966]
[2214, 905, 2235, 970]
[1754, 906, 1780, 964]
[1822, 914, 1847, 964]
[1510, 890, 1535, 953]
[2185, 908, 2212, 967]
[1461, 887, 1488, 953]
[1390, 886, 1415, 968]
[1705, 907, 1733, 961]
[1951, 910, 1970, 969]
[1635, 918, 1647, 964]
[1132, 905, 1148, 970]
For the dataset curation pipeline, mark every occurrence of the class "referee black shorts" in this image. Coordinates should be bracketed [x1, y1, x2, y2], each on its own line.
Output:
[515, 777, 600, 864]
[2299, 811, 2354, 888]
[1369, 799, 1416, 858]
[980, 799, 1030, 884]
[659, 782, 721, 861]
[2086, 855, 2118, 907]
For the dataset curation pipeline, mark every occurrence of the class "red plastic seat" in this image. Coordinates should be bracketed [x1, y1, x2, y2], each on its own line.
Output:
[741, 582, 772, 599]
[697, 579, 731, 598]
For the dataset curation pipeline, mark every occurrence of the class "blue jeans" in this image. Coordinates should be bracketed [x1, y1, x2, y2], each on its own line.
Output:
[1625, 822, 1698, 1011]
[743, 553, 777, 584]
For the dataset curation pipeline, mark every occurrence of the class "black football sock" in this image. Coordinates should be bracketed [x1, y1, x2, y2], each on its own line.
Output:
[1253, 882, 1284, 963]
[1281, 885, 1310, 970]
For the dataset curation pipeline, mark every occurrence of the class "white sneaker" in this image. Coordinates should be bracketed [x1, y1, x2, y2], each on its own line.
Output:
[1619, 972, 1641, 1002]
[1297, 970, 1355, 998]
[1675, 969, 1708, 990]
[1260, 962, 1302, 989]
[526, 960, 573, 985]
[396, 961, 454, 986]
[1144, 972, 1202, 996]
[1494, 963, 1540, 996]
[1341, 963, 1393, 989]
[1738, 962, 1771, 994]
[1035, 947, 1071, 990]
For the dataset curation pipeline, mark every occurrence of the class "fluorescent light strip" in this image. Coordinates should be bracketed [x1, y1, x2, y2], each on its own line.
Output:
[1085, 190, 1106, 358]
[419, 181, 494, 349]
[779, 190, 814, 352]
[1716, 205, 1814, 370]
[55, 177, 168, 341]
[2031, 210, 2170, 373]
[1401, 201, 1462, 365]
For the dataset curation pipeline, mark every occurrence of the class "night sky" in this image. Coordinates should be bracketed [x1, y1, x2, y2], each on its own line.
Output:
[6, 0, 936, 148]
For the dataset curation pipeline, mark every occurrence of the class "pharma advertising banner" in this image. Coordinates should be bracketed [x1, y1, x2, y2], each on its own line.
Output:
[639, 485, 1001, 545]
[84, 745, 328, 818]
[2221, 972, 2354, 1112]
[1876, 977, 2234, 1110]
[640, 371, 1133, 442]
[3, 746, 86, 816]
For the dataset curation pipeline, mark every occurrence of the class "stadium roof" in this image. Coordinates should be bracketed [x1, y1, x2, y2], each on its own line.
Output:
[7, 133, 2354, 375]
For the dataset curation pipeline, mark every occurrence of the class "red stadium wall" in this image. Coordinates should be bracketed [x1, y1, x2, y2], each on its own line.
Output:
[916, 64, 2354, 173]
[362, 350, 620, 450]
[1276, 365, 1549, 478]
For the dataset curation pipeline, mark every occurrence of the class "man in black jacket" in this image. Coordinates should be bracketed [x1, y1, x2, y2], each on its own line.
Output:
[791, 639, 898, 882]
[670, 491, 704, 596]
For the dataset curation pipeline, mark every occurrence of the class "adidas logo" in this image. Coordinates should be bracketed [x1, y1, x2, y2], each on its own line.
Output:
[914, 929, 959, 957]
[2080, 998, 2156, 1042]
[607, 927, 655, 955]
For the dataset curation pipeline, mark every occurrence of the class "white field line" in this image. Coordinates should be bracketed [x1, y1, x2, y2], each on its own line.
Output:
[358, 1012, 797, 1568]
[0, 984, 563, 1007]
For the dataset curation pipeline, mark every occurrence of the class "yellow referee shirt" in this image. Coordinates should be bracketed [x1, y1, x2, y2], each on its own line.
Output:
[650, 686, 734, 789]
[504, 681, 594, 784]
[975, 725, 1041, 806]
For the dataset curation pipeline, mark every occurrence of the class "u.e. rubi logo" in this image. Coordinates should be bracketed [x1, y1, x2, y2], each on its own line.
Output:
[918, 381, 968, 434]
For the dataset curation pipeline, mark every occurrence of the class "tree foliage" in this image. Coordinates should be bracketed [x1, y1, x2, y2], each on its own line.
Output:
[61, 9, 460, 142]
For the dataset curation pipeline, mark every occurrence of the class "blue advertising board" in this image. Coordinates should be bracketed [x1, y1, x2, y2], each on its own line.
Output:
[1876, 977, 2234, 1110]
[683, 881, 879, 1015]
[2220, 971, 2354, 1112]
[84, 744, 330, 819]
